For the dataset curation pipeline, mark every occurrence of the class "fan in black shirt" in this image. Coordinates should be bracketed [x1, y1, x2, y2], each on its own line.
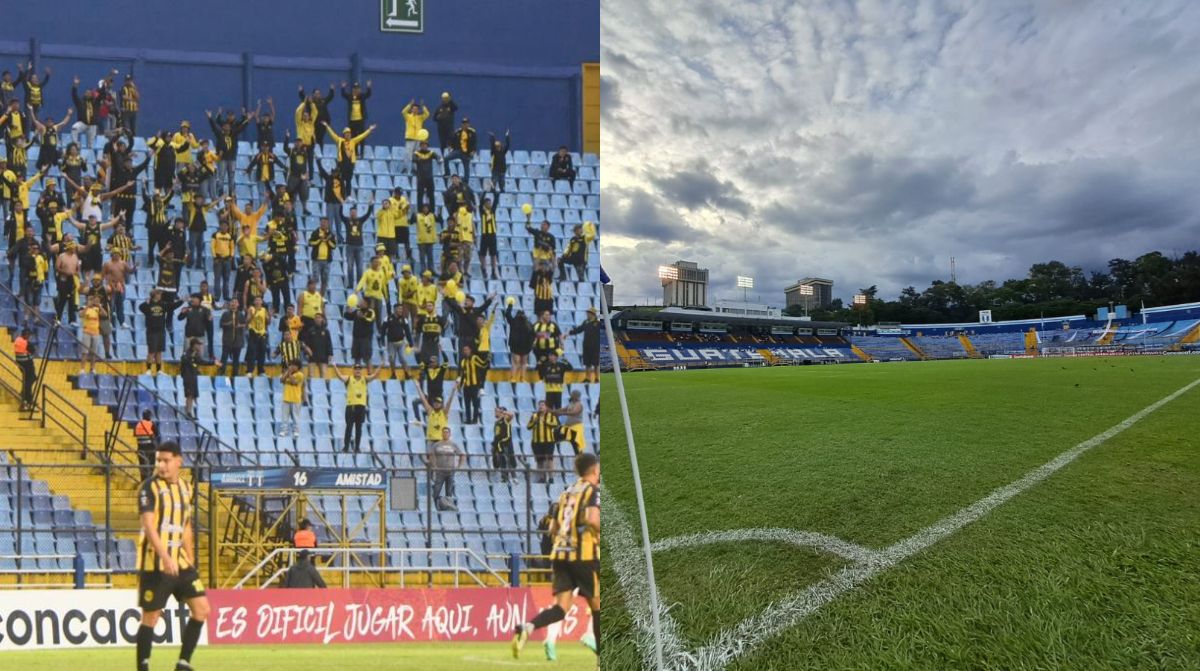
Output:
[139, 289, 183, 375]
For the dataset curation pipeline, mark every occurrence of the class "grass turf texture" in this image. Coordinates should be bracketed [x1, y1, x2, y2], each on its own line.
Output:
[600, 357, 1200, 670]
[0, 642, 597, 670]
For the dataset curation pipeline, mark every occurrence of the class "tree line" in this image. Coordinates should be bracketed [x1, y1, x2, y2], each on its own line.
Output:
[785, 251, 1200, 325]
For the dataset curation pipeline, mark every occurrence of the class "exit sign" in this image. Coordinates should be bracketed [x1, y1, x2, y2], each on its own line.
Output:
[381, 0, 424, 34]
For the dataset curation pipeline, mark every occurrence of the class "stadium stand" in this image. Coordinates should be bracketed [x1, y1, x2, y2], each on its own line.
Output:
[0, 59, 601, 588]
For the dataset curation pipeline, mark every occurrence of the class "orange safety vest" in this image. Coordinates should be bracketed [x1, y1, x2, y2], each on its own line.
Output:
[134, 420, 156, 445]
[293, 529, 317, 548]
[13, 337, 30, 358]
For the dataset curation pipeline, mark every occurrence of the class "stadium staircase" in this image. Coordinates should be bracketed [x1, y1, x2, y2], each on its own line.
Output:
[1179, 322, 1200, 345]
[614, 341, 653, 371]
[1096, 326, 1116, 346]
[757, 349, 783, 365]
[849, 343, 872, 362]
[959, 334, 982, 358]
[1025, 329, 1040, 354]
[899, 337, 928, 360]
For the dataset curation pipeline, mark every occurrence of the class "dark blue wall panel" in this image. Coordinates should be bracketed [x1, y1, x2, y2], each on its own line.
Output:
[0, 0, 598, 151]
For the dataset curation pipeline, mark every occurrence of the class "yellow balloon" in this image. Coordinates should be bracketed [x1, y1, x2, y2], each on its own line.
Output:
[445, 279, 458, 293]
[417, 128, 429, 142]
[404, 345, 414, 356]
[505, 296, 516, 306]
[582, 221, 596, 242]
[521, 203, 533, 216]
[346, 293, 360, 309]
[455, 290, 466, 303]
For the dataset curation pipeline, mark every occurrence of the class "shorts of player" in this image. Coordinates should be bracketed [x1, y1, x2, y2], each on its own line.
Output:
[551, 559, 598, 600]
[80, 332, 103, 357]
[351, 336, 373, 362]
[138, 567, 205, 612]
[396, 226, 410, 247]
[478, 233, 498, 258]
[345, 404, 367, 426]
[387, 341, 406, 362]
[403, 301, 419, 318]
[559, 425, 587, 454]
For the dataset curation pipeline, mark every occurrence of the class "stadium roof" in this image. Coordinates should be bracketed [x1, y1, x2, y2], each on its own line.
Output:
[612, 306, 847, 329]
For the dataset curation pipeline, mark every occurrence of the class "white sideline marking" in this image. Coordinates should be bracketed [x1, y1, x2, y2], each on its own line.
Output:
[650, 528, 877, 564]
[611, 377, 1200, 670]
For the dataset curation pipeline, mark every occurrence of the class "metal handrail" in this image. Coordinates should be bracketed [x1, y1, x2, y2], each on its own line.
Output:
[235, 546, 509, 590]
[0, 281, 250, 468]
[0, 347, 91, 455]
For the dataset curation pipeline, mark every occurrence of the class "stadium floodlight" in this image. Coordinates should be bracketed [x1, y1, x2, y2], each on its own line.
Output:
[657, 265, 679, 281]
[853, 293, 868, 305]
[736, 275, 754, 289]
[799, 285, 814, 296]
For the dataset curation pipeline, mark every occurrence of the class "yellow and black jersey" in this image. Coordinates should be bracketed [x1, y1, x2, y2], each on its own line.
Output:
[527, 411, 560, 444]
[137, 477, 194, 572]
[458, 354, 487, 387]
[532, 321, 561, 353]
[492, 417, 512, 449]
[480, 207, 497, 236]
[279, 338, 302, 365]
[121, 84, 139, 112]
[107, 232, 134, 261]
[552, 479, 599, 562]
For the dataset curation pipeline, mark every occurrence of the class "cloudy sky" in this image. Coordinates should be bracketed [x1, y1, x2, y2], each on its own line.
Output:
[599, 1, 1200, 306]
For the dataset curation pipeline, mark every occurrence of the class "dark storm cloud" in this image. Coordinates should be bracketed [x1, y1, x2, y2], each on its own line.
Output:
[649, 162, 752, 215]
[602, 186, 711, 244]
[599, 0, 1200, 304]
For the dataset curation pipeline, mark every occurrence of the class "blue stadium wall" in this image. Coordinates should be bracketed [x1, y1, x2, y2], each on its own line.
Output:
[0, 0, 598, 151]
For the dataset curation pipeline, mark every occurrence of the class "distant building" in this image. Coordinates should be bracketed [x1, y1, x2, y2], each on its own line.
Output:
[712, 299, 781, 318]
[662, 260, 709, 308]
[784, 277, 834, 310]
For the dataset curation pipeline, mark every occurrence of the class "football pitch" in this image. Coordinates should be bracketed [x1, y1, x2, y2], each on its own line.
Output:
[0, 642, 597, 670]
[600, 357, 1200, 670]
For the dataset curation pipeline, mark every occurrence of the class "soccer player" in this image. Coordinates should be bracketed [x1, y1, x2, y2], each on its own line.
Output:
[512, 453, 600, 661]
[136, 440, 210, 671]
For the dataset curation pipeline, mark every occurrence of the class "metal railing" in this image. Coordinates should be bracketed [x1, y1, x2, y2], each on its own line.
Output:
[0, 346, 92, 457]
[236, 546, 509, 589]
[0, 281, 251, 469]
[0, 553, 116, 588]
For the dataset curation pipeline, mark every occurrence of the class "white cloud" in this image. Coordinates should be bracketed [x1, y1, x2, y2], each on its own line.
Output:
[600, 0, 1200, 304]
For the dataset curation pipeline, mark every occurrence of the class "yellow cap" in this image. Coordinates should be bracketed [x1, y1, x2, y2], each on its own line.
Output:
[401, 265, 412, 272]
[441, 92, 450, 99]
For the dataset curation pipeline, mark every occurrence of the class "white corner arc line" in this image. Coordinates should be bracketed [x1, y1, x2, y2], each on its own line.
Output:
[650, 528, 877, 564]
[611, 376, 1200, 671]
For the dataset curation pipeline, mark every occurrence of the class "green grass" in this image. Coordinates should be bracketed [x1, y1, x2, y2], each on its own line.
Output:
[600, 357, 1200, 670]
[0, 642, 597, 670]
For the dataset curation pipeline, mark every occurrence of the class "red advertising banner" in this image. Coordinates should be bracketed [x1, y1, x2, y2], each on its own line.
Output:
[206, 587, 592, 645]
